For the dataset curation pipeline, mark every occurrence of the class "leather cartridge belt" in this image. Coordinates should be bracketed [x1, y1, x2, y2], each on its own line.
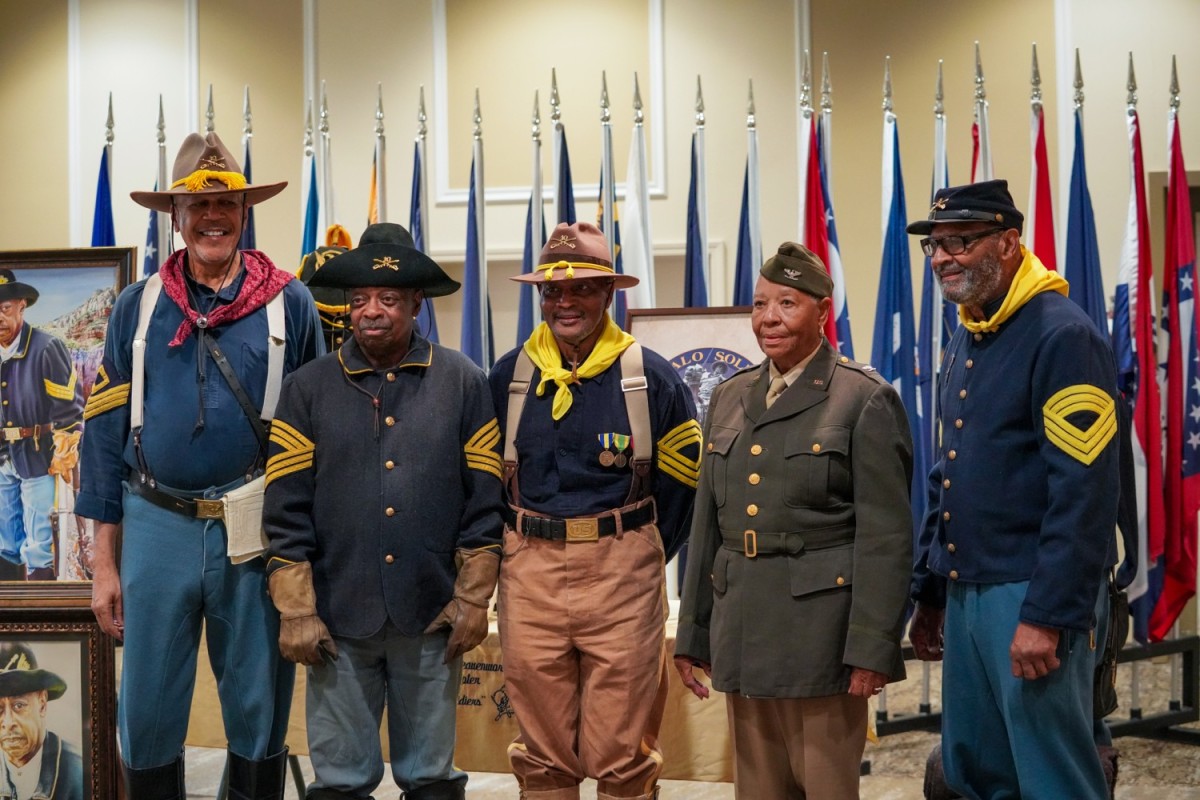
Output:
[1, 422, 56, 443]
[721, 527, 854, 558]
[129, 480, 224, 521]
[510, 503, 655, 543]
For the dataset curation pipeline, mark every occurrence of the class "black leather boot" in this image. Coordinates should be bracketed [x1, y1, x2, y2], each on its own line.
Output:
[0, 558, 24, 581]
[404, 778, 466, 800]
[306, 789, 375, 800]
[124, 752, 185, 800]
[228, 748, 289, 800]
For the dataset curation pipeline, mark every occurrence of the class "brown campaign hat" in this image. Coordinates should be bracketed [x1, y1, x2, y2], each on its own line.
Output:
[131, 132, 287, 213]
[759, 242, 833, 299]
[510, 221, 639, 289]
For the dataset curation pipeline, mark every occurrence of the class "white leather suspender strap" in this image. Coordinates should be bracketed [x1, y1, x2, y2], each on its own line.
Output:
[130, 274, 163, 431]
[262, 292, 286, 421]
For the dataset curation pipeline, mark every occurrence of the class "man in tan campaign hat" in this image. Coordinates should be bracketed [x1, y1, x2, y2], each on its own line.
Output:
[487, 222, 701, 799]
[78, 131, 324, 799]
[675, 242, 914, 799]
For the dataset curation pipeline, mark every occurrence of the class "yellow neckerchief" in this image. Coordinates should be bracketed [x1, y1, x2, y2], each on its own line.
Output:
[524, 318, 635, 420]
[958, 247, 1068, 333]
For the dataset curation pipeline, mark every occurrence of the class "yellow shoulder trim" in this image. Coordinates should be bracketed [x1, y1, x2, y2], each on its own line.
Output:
[657, 419, 702, 488]
[44, 369, 78, 401]
[465, 418, 503, 480]
[83, 381, 130, 420]
[265, 419, 315, 487]
[1042, 385, 1117, 466]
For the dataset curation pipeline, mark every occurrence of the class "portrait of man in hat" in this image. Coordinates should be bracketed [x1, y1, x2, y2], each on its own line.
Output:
[0, 640, 83, 800]
[263, 222, 505, 800]
[0, 269, 85, 583]
[487, 221, 701, 800]
[77, 131, 324, 798]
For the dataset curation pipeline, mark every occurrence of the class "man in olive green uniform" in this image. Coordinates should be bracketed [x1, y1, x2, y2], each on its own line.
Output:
[675, 242, 914, 799]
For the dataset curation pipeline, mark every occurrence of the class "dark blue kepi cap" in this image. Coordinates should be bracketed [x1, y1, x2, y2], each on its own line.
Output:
[906, 179, 1024, 236]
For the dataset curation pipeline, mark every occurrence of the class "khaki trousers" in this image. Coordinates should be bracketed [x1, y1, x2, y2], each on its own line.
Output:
[726, 692, 867, 800]
[498, 514, 668, 798]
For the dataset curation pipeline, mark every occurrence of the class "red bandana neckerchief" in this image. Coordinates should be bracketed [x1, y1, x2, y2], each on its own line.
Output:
[158, 249, 294, 346]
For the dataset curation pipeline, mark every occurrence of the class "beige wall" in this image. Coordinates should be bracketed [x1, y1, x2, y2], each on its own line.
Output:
[5, 0, 1200, 354]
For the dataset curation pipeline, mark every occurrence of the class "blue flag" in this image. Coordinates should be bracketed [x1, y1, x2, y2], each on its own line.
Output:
[555, 126, 576, 225]
[142, 199, 160, 277]
[733, 164, 755, 305]
[409, 141, 440, 343]
[872, 116, 923, 532]
[461, 155, 493, 367]
[517, 194, 546, 344]
[91, 148, 115, 247]
[301, 153, 319, 258]
[683, 135, 708, 307]
[1063, 110, 1106, 333]
[596, 170, 625, 326]
[238, 143, 257, 251]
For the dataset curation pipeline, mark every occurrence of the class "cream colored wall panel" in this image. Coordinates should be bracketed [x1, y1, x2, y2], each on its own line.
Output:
[2, 1, 69, 247]
[197, 0, 304, 267]
[76, 0, 191, 250]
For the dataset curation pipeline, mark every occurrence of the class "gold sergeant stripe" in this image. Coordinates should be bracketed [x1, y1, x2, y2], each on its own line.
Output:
[83, 383, 130, 420]
[657, 419, 702, 488]
[44, 370, 78, 401]
[265, 419, 315, 486]
[465, 419, 503, 480]
[1042, 385, 1117, 466]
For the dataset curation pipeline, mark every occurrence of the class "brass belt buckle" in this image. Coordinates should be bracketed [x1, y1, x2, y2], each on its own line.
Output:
[2, 428, 20, 442]
[744, 529, 758, 558]
[565, 518, 600, 542]
[194, 498, 224, 520]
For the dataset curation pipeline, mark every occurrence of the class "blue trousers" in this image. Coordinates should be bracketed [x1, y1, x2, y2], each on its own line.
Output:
[942, 580, 1108, 800]
[305, 623, 464, 796]
[0, 460, 55, 570]
[118, 487, 294, 768]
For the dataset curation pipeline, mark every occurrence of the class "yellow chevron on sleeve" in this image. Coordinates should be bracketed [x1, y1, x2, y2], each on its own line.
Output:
[83, 382, 130, 420]
[91, 365, 111, 394]
[656, 419, 702, 488]
[465, 418, 503, 480]
[265, 419, 315, 487]
[1042, 385, 1117, 466]
[44, 369, 78, 401]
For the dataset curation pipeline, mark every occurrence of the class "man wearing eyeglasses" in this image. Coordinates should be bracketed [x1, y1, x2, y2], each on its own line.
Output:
[907, 180, 1119, 799]
[488, 221, 701, 800]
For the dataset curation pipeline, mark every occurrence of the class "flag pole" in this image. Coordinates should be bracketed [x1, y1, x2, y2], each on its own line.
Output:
[551, 68, 564, 223]
[104, 93, 114, 194]
[797, 52, 812, 237]
[473, 89, 489, 367]
[820, 53, 833, 185]
[1167, 54, 1184, 710]
[416, 86, 429, 248]
[243, 85, 253, 165]
[531, 90, 543, 276]
[882, 58, 894, 232]
[205, 84, 215, 134]
[746, 80, 760, 296]
[319, 81, 336, 240]
[695, 76, 709, 298]
[973, 42, 993, 182]
[375, 83, 387, 223]
[240, 86, 257, 252]
[156, 95, 171, 260]
[599, 71, 615, 260]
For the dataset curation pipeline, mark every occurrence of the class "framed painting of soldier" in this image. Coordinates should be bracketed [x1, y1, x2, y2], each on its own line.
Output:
[0, 246, 135, 584]
[0, 583, 118, 798]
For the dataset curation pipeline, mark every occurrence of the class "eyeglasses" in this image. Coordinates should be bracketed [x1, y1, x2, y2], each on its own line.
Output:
[919, 228, 1005, 257]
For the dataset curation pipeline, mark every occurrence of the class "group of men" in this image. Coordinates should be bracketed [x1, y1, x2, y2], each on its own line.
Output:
[70, 127, 1120, 800]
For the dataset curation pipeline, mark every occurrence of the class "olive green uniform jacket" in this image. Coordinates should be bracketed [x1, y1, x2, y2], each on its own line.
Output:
[675, 342, 914, 697]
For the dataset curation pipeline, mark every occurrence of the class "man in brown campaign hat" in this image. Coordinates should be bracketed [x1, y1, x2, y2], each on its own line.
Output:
[0, 269, 85, 583]
[0, 641, 83, 799]
[488, 221, 701, 799]
[675, 242, 914, 799]
[263, 222, 504, 800]
[78, 131, 324, 799]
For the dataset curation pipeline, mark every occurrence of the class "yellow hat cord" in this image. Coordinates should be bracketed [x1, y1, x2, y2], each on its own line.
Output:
[172, 169, 248, 193]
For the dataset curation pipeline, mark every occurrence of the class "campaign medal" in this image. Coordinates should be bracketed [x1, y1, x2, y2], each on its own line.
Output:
[598, 434, 616, 467]
[612, 434, 631, 468]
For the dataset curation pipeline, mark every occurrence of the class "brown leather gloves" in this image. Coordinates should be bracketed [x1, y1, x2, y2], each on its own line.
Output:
[267, 561, 338, 666]
[423, 548, 500, 664]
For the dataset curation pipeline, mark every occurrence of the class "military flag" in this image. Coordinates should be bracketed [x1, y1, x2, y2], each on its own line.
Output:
[1062, 57, 1105, 331]
[684, 78, 709, 308]
[733, 81, 761, 307]
[460, 94, 492, 368]
[621, 74, 655, 311]
[971, 42, 994, 183]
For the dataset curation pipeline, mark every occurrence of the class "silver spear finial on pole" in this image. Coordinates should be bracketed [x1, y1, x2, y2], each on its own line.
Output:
[1073, 49, 1085, 111]
[417, 85, 427, 140]
[374, 83, 387, 222]
[974, 41, 987, 102]
[934, 59, 945, 118]
[205, 84, 215, 133]
[800, 50, 812, 116]
[1030, 43, 1043, 112]
[820, 51, 833, 113]
[633, 72, 644, 126]
[883, 56, 894, 115]
[1127, 52, 1138, 110]
[550, 67, 561, 125]
[747, 79, 756, 130]
[600, 71, 610, 124]
[695, 75, 705, 127]
[473, 88, 483, 140]
[1170, 54, 1181, 112]
[243, 85, 252, 137]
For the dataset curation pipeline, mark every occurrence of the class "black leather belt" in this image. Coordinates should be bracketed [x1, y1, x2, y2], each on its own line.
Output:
[1, 422, 56, 443]
[129, 480, 224, 520]
[512, 504, 655, 543]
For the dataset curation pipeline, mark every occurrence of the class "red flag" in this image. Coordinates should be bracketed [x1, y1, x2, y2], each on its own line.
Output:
[1028, 105, 1058, 270]
[802, 116, 838, 350]
[1151, 113, 1199, 640]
